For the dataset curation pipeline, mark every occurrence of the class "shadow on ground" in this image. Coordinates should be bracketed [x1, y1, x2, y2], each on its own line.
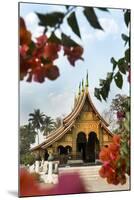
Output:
[8, 190, 18, 197]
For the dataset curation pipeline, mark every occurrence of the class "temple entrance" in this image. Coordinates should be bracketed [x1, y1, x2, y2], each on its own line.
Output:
[57, 145, 72, 155]
[76, 132, 87, 161]
[65, 145, 72, 154]
[87, 132, 100, 162]
[57, 145, 67, 155]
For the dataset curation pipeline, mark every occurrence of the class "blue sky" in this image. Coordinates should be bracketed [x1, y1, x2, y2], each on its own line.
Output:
[20, 2, 129, 125]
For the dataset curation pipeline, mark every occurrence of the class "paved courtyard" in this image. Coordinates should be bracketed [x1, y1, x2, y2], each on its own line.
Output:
[59, 166, 130, 192]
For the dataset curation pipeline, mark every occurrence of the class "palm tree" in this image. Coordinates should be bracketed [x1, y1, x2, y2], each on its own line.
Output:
[28, 109, 45, 144]
[54, 117, 62, 129]
[42, 116, 55, 136]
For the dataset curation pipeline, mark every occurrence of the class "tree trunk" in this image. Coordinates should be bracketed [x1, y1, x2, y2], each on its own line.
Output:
[37, 129, 39, 145]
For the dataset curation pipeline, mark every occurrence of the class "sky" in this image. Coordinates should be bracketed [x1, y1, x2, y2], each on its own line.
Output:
[19, 2, 130, 126]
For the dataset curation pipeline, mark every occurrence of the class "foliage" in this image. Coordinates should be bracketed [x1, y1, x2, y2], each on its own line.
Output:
[102, 94, 129, 132]
[29, 109, 45, 130]
[20, 123, 36, 155]
[41, 116, 55, 136]
[28, 109, 45, 144]
[20, 123, 36, 165]
[94, 10, 130, 101]
[54, 117, 62, 129]
[101, 109, 117, 132]
[96, 10, 130, 185]
[99, 135, 127, 185]
[99, 96, 130, 185]
[20, 153, 35, 166]
[83, 7, 103, 30]
[20, 6, 108, 83]
[110, 94, 129, 113]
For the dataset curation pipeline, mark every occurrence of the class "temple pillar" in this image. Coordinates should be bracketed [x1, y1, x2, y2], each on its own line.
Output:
[99, 124, 103, 148]
[35, 161, 40, 173]
[72, 128, 77, 158]
[43, 161, 59, 184]
[47, 161, 53, 183]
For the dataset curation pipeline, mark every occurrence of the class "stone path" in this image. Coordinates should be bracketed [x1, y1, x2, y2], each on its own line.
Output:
[59, 166, 130, 192]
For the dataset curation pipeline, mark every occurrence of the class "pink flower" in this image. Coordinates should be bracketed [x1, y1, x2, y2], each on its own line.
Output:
[19, 168, 86, 197]
[117, 111, 125, 120]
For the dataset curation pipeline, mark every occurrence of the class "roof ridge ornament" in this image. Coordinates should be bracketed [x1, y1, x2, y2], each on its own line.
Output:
[85, 70, 89, 94]
[86, 70, 89, 88]
[82, 79, 84, 92]
[78, 82, 81, 95]
[74, 93, 77, 107]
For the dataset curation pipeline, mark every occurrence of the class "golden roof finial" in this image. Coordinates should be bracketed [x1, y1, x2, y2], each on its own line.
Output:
[86, 70, 89, 88]
[82, 79, 84, 92]
[78, 82, 81, 95]
[74, 93, 77, 107]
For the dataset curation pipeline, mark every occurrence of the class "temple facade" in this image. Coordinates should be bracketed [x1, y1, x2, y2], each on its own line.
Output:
[31, 74, 113, 163]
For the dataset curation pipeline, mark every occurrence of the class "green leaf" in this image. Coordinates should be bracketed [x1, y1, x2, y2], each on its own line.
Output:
[99, 79, 105, 86]
[48, 32, 61, 44]
[122, 143, 129, 155]
[27, 41, 35, 55]
[40, 57, 51, 65]
[97, 8, 109, 12]
[100, 86, 109, 101]
[121, 34, 129, 45]
[126, 111, 130, 122]
[94, 88, 102, 101]
[65, 5, 70, 10]
[114, 71, 123, 89]
[125, 48, 130, 63]
[118, 58, 128, 74]
[123, 120, 130, 132]
[61, 33, 79, 47]
[67, 12, 81, 38]
[83, 7, 103, 30]
[36, 12, 64, 27]
[111, 57, 117, 71]
[106, 72, 113, 80]
[124, 10, 130, 27]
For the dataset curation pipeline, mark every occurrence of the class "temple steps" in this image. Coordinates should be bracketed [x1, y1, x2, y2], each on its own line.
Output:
[59, 166, 130, 192]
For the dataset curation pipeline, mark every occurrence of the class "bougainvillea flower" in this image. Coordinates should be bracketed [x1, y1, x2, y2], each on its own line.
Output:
[20, 44, 29, 57]
[64, 46, 83, 66]
[44, 43, 61, 61]
[36, 35, 47, 48]
[45, 64, 60, 80]
[117, 111, 125, 120]
[19, 17, 84, 83]
[99, 147, 111, 162]
[33, 66, 46, 83]
[109, 143, 119, 154]
[112, 135, 121, 146]
[19, 168, 86, 197]
[20, 17, 31, 45]
[99, 134, 128, 185]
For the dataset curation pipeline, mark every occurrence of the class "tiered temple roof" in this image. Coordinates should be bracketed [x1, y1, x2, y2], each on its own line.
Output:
[31, 73, 113, 152]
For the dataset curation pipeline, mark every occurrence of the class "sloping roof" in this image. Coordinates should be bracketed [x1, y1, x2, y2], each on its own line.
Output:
[30, 87, 112, 151]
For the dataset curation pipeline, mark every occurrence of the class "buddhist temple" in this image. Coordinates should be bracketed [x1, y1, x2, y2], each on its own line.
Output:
[31, 73, 113, 164]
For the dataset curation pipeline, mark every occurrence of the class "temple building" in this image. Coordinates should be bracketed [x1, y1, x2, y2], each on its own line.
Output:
[31, 73, 113, 164]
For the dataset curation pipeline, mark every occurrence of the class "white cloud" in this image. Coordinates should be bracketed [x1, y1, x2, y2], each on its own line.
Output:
[95, 18, 119, 40]
[82, 18, 119, 42]
[24, 12, 45, 40]
[25, 12, 39, 29]
[32, 26, 44, 38]
[48, 91, 74, 117]
[81, 27, 94, 41]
